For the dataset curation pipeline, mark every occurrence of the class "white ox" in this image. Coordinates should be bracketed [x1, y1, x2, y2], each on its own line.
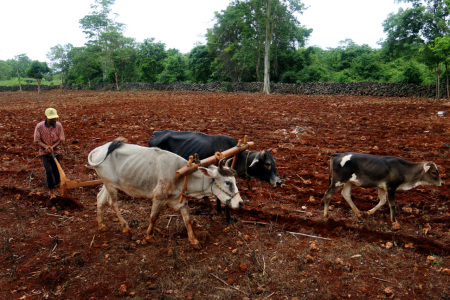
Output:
[88, 138, 243, 249]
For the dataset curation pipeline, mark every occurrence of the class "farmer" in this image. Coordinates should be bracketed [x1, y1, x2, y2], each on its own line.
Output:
[34, 108, 65, 199]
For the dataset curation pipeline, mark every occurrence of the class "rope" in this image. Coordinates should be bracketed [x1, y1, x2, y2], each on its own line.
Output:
[211, 178, 238, 201]
[244, 150, 251, 179]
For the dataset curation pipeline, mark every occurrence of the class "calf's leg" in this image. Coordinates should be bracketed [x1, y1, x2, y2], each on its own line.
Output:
[341, 182, 362, 219]
[322, 184, 339, 219]
[366, 187, 387, 215]
[387, 188, 401, 230]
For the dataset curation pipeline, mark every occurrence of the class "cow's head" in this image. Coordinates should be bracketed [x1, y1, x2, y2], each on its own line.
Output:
[249, 149, 282, 187]
[422, 163, 444, 186]
[199, 159, 243, 209]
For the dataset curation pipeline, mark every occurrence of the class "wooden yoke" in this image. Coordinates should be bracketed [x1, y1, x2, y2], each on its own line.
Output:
[179, 155, 194, 203]
[231, 135, 248, 169]
[230, 140, 241, 169]
[176, 141, 254, 179]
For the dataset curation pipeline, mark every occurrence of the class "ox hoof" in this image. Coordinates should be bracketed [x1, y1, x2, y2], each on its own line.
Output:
[226, 223, 237, 230]
[98, 224, 107, 232]
[123, 228, 132, 238]
[392, 221, 401, 230]
[156, 228, 167, 237]
[146, 235, 157, 243]
[190, 240, 201, 250]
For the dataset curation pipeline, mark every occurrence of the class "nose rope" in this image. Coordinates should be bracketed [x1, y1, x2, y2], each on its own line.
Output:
[210, 178, 238, 204]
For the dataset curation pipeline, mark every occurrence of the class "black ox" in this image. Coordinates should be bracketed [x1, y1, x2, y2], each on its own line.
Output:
[148, 129, 282, 223]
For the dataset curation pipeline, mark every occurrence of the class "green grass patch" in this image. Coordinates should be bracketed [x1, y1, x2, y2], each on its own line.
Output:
[0, 75, 61, 86]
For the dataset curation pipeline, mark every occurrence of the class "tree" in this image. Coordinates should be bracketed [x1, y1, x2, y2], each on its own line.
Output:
[207, 0, 310, 90]
[187, 45, 213, 83]
[69, 46, 102, 87]
[158, 51, 187, 83]
[0, 61, 12, 81]
[104, 31, 136, 89]
[432, 36, 450, 97]
[263, 0, 272, 93]
[207, 1, 258, 82]
[382, 0, 450, 97]
[47, 43, 73, 88]
[25, 61, 50, 93]
[79, 0, 125, 81]
[262, 0, 310, 93]
[135, 38, 167, 83]
[6, 54, 31, 92]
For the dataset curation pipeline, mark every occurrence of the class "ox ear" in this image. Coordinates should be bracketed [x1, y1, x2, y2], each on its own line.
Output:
[424, 163, 431, 173]
[198, 166, 217, 178]
[249, 152, 262, 168]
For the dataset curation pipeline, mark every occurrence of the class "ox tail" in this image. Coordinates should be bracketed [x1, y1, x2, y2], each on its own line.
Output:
[88, 137, 127, 167]
[328, 153, 339, 185]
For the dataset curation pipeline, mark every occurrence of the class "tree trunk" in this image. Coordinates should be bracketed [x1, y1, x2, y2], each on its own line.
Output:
[263, 0, 271, 95]
[17, 69, 22, 92]
[114, 67, 119, 91]
[256, 48, 261, 82]
[103, 60, 107, 81]
[446, 63, 449, 99]
[37, 79, 41, 94]
[436, 66, 441, 99]
[60, 73, 63, 90]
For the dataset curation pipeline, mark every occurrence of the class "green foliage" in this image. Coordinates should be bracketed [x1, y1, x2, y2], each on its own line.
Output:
[158, 52, 187, 83]
[297, 65, 328, 83]
[280, 70, 298, 83]
[25, 61, 50, 80]
[207, 0, 310, 83]
[432, 36, 450, 64]
[6, 54, 31, 79]
[67, 46, 103, 85]
[0, 61, 12, 80]
[187, 45, 213, 83]
[136, 38, 167, 83]
[221, 81, 233, 92]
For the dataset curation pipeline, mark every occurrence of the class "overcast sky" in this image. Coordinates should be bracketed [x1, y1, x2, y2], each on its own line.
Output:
[0, 0, 409, 62]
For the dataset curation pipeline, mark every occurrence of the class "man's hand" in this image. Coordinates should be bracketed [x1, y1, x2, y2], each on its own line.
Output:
[45, 146, 53, 154]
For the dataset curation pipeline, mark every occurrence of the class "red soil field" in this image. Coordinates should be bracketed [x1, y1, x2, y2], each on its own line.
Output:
[0, 90, 448, 299]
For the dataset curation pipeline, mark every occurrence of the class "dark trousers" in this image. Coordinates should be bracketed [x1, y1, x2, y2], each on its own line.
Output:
[41, 154, 61, 189]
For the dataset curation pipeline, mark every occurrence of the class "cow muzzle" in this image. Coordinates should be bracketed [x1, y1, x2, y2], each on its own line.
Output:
[224, 197, 243, 209]
[270, 175, 282, 187]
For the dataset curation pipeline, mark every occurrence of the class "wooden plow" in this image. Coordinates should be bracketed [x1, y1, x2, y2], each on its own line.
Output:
[51, 153, 102, 209]
[176, 137, 253, 203]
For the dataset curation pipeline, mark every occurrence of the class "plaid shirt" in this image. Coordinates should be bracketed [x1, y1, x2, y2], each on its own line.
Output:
[34, 120, 65, 156]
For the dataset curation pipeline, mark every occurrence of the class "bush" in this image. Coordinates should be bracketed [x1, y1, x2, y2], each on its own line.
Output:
[297, 66, 328, 83]
[280, 71, 298, 83]
[221, 82, 233, 92]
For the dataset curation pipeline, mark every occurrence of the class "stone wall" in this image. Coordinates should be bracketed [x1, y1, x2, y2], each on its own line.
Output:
[0, 82, 443, 98]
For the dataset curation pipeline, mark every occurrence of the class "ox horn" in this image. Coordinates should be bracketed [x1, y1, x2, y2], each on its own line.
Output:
[218, 158, 235, 176]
